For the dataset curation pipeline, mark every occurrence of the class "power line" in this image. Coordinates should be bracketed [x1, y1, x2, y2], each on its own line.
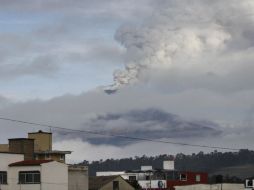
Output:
[0, 116, 240, 151]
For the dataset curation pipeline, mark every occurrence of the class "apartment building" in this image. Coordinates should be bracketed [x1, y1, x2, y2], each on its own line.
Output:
[0, 130, 71, 163]
[0, 152, 68, 190]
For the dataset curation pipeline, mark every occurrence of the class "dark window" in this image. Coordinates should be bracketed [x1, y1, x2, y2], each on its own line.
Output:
[0, 171, 7, 184]
[247, 179, 253, 187]
[60, 155, 65, 160]
[180, 173, 187, 181]
[113, 181, 119, 190]
[19, 171, 40, 184]
[129, 176, 136, 181]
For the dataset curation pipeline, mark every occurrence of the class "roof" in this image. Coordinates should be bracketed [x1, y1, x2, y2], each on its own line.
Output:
[34, 150, 72, 154]
[89, 175, 120, 190]
[8, 138, 34, 141]
[9, 160, 53, 167]
[28, 130, 52, 134]
[0, 152, 24, 155]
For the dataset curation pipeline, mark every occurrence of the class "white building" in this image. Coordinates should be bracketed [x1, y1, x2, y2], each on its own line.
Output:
[0, 152, 68, 190]
[245, 178, 254, 190]
[0, 152, 24, 190]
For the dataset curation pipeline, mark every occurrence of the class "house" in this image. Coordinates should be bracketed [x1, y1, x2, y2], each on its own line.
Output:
[69, 165, 89, 190]
[0, 152, 24, 190]
[97, 160, 208, 190]
[89, 176, 135, 190]
[0, 152, 68, 190]
[8, 159, 68, 190]
[0, 130, 71, 163]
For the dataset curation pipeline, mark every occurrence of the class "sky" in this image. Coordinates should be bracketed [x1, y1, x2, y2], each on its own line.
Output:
[1, 0, 254, 163]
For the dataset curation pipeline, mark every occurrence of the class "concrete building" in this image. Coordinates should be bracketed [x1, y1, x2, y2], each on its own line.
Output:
[8, 160, 68, 190]
[0, 130, 71, 163]
[68, 165, 89, 190]
[8, 138, 34, 160]
[29, 130, 71, 163]
[0, 152, 24, 190]
[28, 130, 52, 152]
[89, 176, 134, 190]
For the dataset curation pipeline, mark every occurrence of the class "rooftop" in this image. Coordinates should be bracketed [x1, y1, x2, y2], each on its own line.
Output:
[9, 160, 53, 167]
[34, 150, 72, 154]
[28, 130, 52, 134]
[89, 176, 120, 190]
[8, 138, 34, 141]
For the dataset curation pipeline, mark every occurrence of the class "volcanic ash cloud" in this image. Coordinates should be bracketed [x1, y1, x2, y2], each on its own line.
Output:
[103, 0, 254, 93]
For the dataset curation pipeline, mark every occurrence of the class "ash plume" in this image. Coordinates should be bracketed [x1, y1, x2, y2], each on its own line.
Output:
[103, 0, 254, 93]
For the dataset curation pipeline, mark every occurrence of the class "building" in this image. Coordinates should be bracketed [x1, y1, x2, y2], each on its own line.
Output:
[8, 160, 68, 190]
[9, 138, 35, 160]
[69, 165, 89, 190]
[0, 152, 68, 190]
[0, 152, 24, 190]
[0, 130, 88, 190]
[89, 176, 135, 190]
[97, 160, 208, 190]
[245, 177, 254, 190]
[0, 130, 71, 163]
[29, 130, 71, 163]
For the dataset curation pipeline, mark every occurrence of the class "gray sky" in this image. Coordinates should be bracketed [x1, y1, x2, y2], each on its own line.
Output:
[0, 0, 254, 162]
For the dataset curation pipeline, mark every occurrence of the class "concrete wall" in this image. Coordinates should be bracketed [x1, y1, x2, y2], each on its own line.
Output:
[8, 161, 68, 190]
[0, 153, 24, 190]
[0, 144, 9, 152]
[101, 176, 135, 190]
[28, 131, 52, 152]
[9, 165, 41, 190]
[69, 166, 88, 190]
[9, 139, 34, 160]
[174, 183, 244, 190]
[36, 153, 65, 163]
[41, 161, 68, 190]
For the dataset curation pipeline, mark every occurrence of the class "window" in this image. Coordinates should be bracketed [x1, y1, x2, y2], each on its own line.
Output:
[60, 154, 65, 160]
[0, 171, 7, 184]
[246, 179, 253, 187]
[19, 171, 40, 184]
[129, 176, 136, 181]
[180, 173, 187, 181]
[113, 181, 119, 190]
[195, 175, 201, 182]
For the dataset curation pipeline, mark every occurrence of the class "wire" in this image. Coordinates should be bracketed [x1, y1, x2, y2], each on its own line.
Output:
[0, 116, 240, 151]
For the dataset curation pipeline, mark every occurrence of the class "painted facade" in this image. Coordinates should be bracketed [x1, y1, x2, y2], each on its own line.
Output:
[69, 165, 89, 190]
[8, 160, 68, 190]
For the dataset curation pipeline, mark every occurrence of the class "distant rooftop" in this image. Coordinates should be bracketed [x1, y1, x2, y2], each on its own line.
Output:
[89, 176, 120, 190]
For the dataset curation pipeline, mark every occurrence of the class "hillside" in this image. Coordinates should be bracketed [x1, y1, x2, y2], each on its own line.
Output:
[78, 149, 254, 178]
